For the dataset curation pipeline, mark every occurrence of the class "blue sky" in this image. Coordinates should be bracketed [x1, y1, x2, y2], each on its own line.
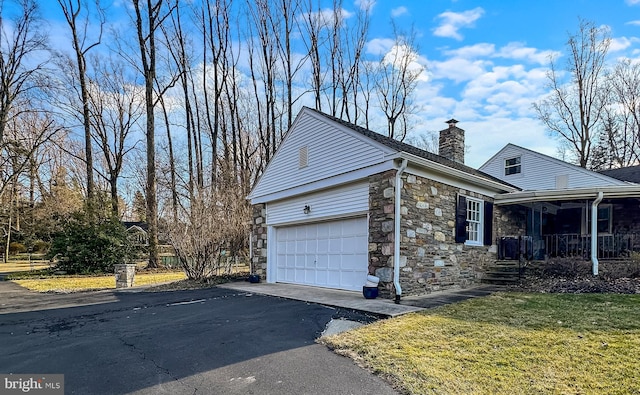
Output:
[358, 0, 640, 167]
[38, 0, 640, 168]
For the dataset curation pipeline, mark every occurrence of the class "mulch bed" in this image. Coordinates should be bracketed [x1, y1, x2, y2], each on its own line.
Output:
[507, 276, 640, 294]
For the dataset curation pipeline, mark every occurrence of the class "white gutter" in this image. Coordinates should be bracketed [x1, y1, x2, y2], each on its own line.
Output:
[393, 158, 408, 304]
[591, 192, 604, 276]
[494, 185, 640, 205]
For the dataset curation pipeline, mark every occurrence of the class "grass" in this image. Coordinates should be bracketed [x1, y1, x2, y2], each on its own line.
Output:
[0, 260, 51, 273]
[11, 271, 187, 293]
[322, 292, 640, 395]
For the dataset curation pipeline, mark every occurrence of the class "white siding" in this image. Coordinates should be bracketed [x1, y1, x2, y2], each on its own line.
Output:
[250, 109, 395, 200]
[480, 144, 627, 190]
[267, 182, 368, 225]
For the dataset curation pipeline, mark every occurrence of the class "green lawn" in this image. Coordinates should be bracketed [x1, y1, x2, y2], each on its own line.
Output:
[322, 292, 640, 395]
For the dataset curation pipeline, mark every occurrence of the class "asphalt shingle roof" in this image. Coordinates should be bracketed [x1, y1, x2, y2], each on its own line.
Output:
[598, 165, 640, 184]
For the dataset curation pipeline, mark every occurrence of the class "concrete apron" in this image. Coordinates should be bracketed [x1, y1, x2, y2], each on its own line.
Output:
[218, 282, 425, 318]
[219, 282, 502, 337]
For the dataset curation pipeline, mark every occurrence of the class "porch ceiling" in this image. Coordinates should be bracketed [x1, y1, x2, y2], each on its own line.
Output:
[494, 185, 640, 205]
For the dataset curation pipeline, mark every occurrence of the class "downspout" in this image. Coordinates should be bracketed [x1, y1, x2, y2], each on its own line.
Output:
[394, 158, 408, 304]
[591, 192, 604, 276]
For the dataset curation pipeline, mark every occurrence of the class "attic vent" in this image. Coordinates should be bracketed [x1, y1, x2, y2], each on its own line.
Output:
[299, 146, 308, 168]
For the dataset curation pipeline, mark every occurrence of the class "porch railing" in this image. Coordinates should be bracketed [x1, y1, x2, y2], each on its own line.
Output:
[543, 233, 640, 260]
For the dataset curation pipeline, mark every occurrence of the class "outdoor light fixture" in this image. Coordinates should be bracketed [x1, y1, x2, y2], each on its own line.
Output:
[303, 205, 311, 214]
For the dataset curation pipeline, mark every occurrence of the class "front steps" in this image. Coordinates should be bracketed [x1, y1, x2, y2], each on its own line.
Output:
[482, 260, 523, 285]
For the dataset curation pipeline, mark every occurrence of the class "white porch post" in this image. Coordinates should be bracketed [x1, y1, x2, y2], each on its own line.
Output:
[591, 192, 604, 276]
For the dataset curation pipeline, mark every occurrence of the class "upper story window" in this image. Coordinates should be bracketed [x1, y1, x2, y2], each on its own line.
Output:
[505, 156, 521, 175]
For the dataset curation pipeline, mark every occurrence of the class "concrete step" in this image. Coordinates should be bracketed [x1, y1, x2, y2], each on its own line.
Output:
[481, 276, 520, 285]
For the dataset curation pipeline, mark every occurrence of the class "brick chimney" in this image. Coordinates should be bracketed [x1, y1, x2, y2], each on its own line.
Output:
[438, 118, 465, 164]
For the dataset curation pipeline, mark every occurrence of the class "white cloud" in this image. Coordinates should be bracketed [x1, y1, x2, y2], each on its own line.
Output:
[443, 43, 496, 59]
[494, 42, 559, 65]
[429, 57, 490, 83]
[365, 38, 396, 56]
[382, 44, 429, 82]
[433, 7, 484, 41]
[391, 6, 408, 17]
[626, 20, 640, 25]
[609, 36, 639, 52]
[626, 0, 640, 5]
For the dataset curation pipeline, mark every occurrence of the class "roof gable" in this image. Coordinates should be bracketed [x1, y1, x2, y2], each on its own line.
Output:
[248, 107, 397, 201]
[249, 107, 517, 202]
[480, 143, 628, 190]
[306, 108, 514, 188]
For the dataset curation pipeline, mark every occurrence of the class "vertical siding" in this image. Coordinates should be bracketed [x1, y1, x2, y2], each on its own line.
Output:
[480, 145, 626, 190]
[251, 110, 394, 199]
[267, 182, 369, 225]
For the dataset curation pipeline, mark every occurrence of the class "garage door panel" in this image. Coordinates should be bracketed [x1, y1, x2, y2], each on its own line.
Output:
[275, 217, 368, 292]
[328, 239, 342, 253]
[316, 255, 328, 269]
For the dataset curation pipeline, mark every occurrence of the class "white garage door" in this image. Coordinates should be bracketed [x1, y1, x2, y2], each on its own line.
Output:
[275, 217, 368, 291]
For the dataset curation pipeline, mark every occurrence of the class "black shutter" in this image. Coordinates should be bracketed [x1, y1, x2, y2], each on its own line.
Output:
[484, 201, 493, 246]
[455, 195, 467, 243]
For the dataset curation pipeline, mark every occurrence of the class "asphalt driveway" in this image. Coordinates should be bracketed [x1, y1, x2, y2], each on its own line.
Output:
[0, 283, 397, 395]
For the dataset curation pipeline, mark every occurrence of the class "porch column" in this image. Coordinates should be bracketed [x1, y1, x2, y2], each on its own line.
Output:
[591, 192, 604, 275]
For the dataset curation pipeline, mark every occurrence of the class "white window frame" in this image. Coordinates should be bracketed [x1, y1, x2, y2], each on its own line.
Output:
[465, 197, 483, 246]
[582, 204, 613, 235]
[504, 156, 521, 176]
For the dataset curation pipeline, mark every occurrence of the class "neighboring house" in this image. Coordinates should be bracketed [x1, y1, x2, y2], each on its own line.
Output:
[248, 107, 521, 300]
[123, 222, 149, 246]
[480, 144, 640, 268]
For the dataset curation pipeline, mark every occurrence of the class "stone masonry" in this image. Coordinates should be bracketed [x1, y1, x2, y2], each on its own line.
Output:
[368, 170, 513, 297]
[399, 173, 498, 295]
[368, 170, 398, 298]
[251, 203, 267, 278]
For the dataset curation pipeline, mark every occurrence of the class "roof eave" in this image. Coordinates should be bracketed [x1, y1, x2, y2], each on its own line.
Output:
[396, 152, 519, 193]
[494, 185, 640, 205]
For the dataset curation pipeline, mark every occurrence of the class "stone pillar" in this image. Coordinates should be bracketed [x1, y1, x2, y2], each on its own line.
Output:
[115, 264, 136, 288]
[368, 170, 397, 298]
[251, 204, 267, 278]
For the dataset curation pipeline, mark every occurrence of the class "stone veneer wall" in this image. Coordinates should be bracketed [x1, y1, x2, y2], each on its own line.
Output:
[368, 170, 398, 298]
[251, 203, 267, 277]
[400, 173, 499, 295]
[369, 170, 515, 297]
[494, 205, 527, 239]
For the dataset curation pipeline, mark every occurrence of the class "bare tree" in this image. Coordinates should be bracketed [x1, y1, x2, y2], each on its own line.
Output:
[606, 59, 640, 166]
[57, 0, 104, 204]
[132, 0, 178, 267]
[533, 19, 611, 168]
[375, 24, 423, 142]
[0, 0, 48, 151]
[87, 56, 144, 216]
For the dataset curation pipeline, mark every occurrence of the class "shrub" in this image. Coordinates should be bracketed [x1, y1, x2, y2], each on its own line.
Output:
[9, 242, 27, 255]
[48, 211, 135, 274]
[32, 240, 50, 254]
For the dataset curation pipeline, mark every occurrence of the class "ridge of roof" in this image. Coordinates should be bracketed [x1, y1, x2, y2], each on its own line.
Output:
[303, 106, 518, 190]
